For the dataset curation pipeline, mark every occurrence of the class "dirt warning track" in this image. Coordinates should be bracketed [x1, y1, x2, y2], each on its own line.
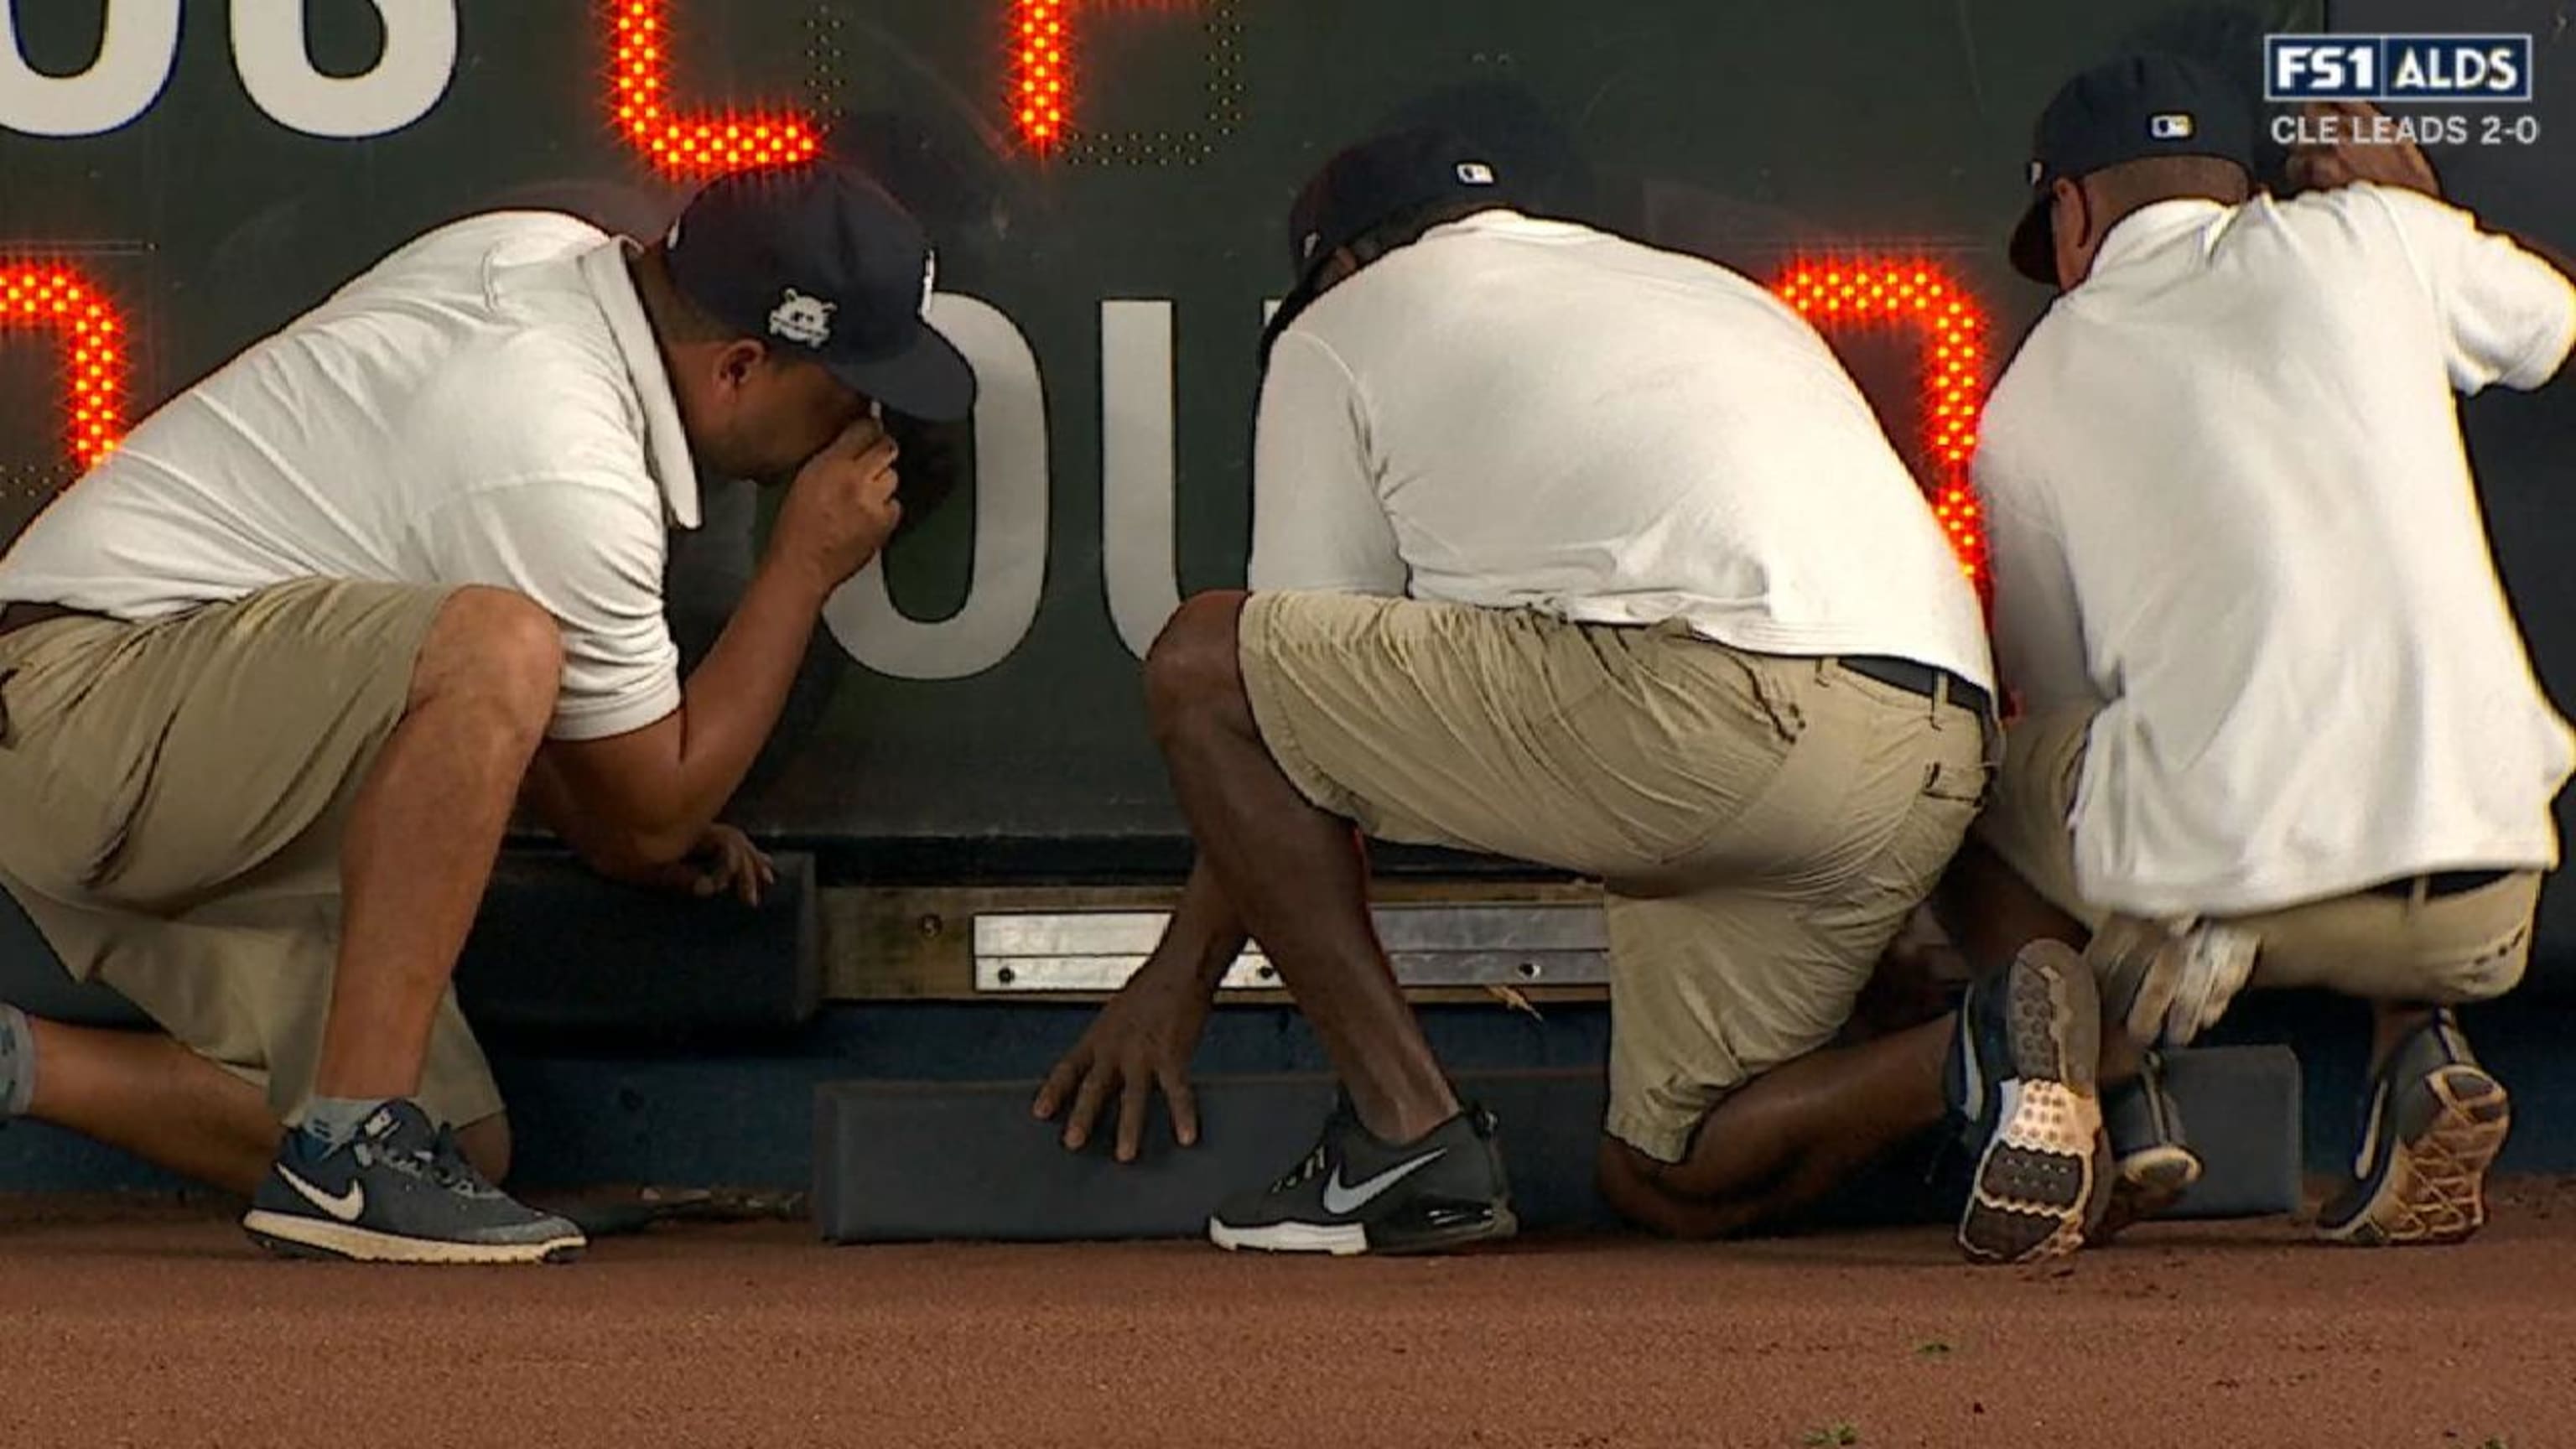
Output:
[3, 1184, 2572, 1449]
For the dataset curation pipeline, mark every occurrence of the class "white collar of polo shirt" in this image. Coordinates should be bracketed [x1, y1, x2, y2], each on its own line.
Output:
[579, 238, 704, 530]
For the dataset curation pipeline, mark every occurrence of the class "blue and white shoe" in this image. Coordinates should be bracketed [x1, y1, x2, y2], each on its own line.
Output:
[2318, 1010, 2510, 1246]
[244, 1100, 585, 1265]
[1947, 940, 2111, 1264]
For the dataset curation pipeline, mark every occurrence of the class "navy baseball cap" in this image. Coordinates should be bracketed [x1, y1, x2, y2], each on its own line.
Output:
[666, 161, 977, 421]
[1262, 127, 1518, 353]
[2007, 54, 2257, 283]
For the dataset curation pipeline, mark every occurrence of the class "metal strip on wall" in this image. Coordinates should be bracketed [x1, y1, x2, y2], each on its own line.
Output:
[973, 903, 1611, 993]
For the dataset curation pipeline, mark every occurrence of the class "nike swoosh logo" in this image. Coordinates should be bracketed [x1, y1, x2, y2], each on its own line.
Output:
[2351, 1083, 2387, 1181]
[1321, 1147, 1448, 1215]
[1959, 1026, 1987, 1118]
[278, 1166, 366, 1223]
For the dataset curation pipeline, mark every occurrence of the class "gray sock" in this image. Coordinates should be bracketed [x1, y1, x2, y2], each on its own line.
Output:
[299, 1095, 392, 1148]
[1, 1004, 32, 1118]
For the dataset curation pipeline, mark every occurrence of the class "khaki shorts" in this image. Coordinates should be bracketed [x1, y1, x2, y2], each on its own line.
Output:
[1239, 591, 1991, 1163]
[1975, 704, 2537, 1004]
[0, 579, 502, 1129]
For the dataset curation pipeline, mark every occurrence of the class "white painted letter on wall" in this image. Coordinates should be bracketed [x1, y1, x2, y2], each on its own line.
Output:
[823, 293, 1051, 681]
[0, 0, 181, 138]
[232, 0, 457, 138]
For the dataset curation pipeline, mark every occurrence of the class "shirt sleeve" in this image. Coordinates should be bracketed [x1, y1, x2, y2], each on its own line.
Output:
[412, 480, 683, 741]
[1246, 331, 1407, 596]
[2366, 184, 2576, 393]
[1974, 424, 2094, 714]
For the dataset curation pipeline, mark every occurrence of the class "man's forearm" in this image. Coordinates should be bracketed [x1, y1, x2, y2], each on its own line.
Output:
[553, 558, 832, 870]
[521, 754, 667, 883]
[1160, 858, 1253, 993]
[657, 559, 834, 841]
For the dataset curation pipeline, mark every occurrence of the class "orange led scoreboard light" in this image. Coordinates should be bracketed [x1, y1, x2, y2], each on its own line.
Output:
[1776, 262, 1993, 585]
[1014, 0, 1071, 149]
[610, 0, 820, 174]
[0, 266, 127, 474]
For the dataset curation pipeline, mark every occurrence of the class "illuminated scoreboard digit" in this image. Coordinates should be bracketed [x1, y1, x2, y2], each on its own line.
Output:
[1775, 262, 1992, 586]
[609, 0, 819, 174]
[597, 0, 1233, 169]
[1012, 0, 1243, 163]
[1012, 0, 1070, 148]
[0, 263, 127, 473]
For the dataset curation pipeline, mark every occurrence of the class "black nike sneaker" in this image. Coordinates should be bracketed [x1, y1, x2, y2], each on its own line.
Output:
[1208, 1099, 1517, 1256]
[243, 1100, 586, 1265]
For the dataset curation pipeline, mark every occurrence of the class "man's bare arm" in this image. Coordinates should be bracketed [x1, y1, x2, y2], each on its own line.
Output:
[540, 418, 901, 872]
[1033, 859, 1249, 1158]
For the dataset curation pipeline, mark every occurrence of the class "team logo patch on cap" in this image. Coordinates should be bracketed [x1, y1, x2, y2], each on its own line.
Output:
[2027, 158, 2044, 185]
[1456, 161, 1497, 185]
[2150, 112, 2195, 140]
[769, 288, 837, 348]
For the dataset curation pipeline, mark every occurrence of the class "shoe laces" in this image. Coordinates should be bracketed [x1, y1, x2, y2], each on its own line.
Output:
[351, 1126, 502, 1198]
[1270, 1142, 1332, 1195]
[427, 1128, 508, 1197]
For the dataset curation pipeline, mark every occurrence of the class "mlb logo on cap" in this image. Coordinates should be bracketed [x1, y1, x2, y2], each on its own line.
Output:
[1456, 162, 1498, 185]
[2006, 55, 2257, 283]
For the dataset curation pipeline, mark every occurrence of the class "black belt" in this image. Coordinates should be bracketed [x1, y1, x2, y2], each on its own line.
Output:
[2368, 869, 2513, 900]
[0, 601, 97, 643]
[1837, 655, 1992, 719]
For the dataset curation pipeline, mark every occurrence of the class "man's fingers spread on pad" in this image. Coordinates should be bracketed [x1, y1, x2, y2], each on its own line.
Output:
[1063, 1068, 1114, 1150]
[1116, 1072, 1151, 1163]
[1032, 1055, 1083, 1122]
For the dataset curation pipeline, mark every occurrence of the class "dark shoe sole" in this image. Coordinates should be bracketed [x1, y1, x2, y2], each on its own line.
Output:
[1960, 941, 2108, 1265]
[244, 1211, 586, 1265]
[2318, 1067, 2510, 1247]
[1372, 1202, 1519, 1256]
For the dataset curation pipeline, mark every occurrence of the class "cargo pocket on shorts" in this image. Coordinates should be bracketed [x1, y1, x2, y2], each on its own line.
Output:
[1922, 755, 1993, 806]
[2425, 918, 2532, 1002]
[1576, 639, 1807, 879]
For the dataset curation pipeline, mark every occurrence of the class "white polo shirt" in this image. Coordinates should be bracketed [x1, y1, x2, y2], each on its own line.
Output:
[1977, 186, 2576, 916]
[0, 212, 700, 741]
[1249, 211, 1993, 691]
